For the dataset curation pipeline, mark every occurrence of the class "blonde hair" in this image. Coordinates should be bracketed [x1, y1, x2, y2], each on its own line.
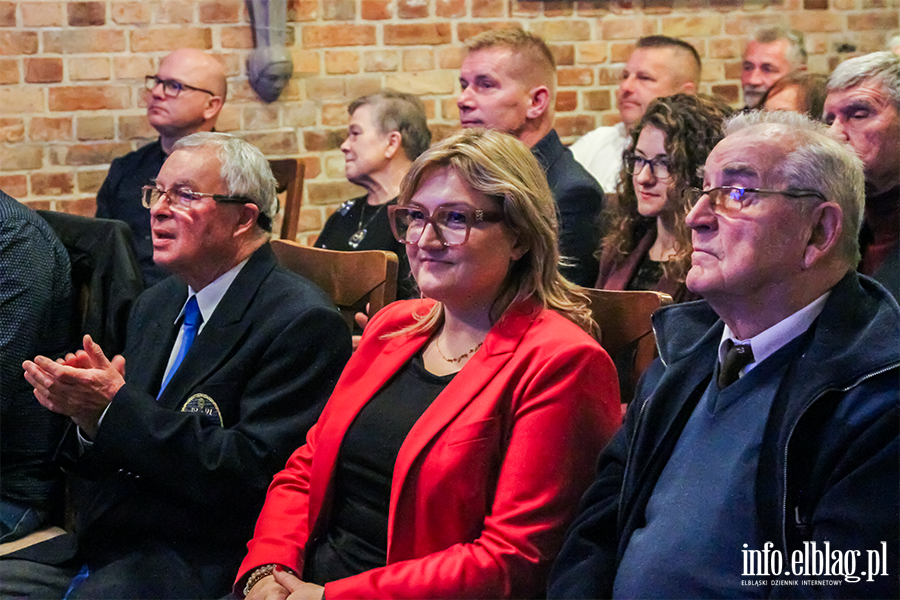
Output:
[392, 128, 596, 337]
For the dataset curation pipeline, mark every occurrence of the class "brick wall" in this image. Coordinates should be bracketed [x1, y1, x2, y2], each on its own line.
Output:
[1, 0, 897, 244]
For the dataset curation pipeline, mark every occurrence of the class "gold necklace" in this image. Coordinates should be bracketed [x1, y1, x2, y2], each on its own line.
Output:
[435, 337, 483, 364]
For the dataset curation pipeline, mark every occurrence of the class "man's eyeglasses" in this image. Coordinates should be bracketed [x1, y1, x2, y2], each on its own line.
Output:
[624, 153, 671, 179]
[141, 184, 252, 210]
[144, 76, 216, 98]
[388, 204, 504, 247]
[682, 186, 827, 214]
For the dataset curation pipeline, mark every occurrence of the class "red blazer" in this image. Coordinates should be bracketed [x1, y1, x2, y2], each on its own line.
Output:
[236, 299, 621, 598]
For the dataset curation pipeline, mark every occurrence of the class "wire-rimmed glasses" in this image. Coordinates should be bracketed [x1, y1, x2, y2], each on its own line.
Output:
[141, 184, 252, 211]
[681, 186, 827, 214]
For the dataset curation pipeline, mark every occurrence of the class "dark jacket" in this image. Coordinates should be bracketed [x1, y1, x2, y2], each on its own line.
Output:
[56, 244, 352, 594]
[532, 130, 605, 287]
[548, 272, 900, 599]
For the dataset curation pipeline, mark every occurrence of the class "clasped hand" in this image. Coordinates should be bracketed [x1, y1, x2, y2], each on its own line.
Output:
[22, 334, 126, 439]
[245, 568, 324, 600]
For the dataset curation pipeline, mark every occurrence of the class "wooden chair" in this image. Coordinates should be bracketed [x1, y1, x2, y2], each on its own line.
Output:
[271, 239, 399, 329]
[268, 158, 305, 241]
[583, 288, 673, 406]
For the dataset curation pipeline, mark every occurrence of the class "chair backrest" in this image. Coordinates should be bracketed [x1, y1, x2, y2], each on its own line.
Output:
[583, 288, 673, 405]
[37, 211, 144, 356]
[271, 239, 399, 328]
[268, 158, 305, 241]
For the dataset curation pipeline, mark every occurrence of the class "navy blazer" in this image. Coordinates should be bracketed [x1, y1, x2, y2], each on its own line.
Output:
[58, 243, 351, 567]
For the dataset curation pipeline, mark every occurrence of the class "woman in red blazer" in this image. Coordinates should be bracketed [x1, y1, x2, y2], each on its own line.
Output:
[236, 129, 621, 599]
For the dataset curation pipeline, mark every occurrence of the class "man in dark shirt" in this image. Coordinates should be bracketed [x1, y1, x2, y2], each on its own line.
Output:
[96, 48, 227, 287]
[457, 28, 604, 286]
[824, 51, 900, 299]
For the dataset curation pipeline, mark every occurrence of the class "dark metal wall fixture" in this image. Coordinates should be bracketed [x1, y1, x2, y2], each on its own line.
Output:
[247, 0, 294, 103]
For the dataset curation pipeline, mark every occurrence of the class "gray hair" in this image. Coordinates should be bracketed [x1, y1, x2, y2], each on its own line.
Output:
[172, 132, 277, 232]
[724, 111, 865, 266]
[349, 89, 432, 161]
[827, 51, 900, 109]
[753, 26, 808, 67]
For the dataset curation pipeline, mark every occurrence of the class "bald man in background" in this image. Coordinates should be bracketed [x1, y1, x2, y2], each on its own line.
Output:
[96, 49, 227, 287]
[571, 36, 701, 193]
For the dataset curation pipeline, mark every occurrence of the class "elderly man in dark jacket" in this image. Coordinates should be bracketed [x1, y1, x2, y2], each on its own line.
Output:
[549, 111, 899, 599]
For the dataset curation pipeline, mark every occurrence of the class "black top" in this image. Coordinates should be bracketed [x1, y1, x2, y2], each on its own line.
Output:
[304, 352, 455, 584]
[315, 196, 414, 300]
[95, 139, 169, 288]
[628, 254, 664, 292]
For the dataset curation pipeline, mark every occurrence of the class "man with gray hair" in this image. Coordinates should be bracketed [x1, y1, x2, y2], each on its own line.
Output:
[550, 111, 899, 599]
[824, 51, 900, 299]
[742, 26, 807, 109]
[11, 133, 352, 598]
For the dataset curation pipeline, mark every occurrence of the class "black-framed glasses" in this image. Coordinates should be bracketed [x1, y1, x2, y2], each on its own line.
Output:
[141, 183, 252, 211]
[388, 204, 504, 247]
[624, 153, 671, 179]
[682, 186, 827, 214]
[144, 75, 216, 98]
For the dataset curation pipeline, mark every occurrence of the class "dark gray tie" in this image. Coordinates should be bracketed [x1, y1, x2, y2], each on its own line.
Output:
[717, 339, 754, 389]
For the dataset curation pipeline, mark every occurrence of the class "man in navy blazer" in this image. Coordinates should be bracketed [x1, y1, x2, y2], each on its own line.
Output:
[457, 28, 604, 286]
[16, 133, 352, 598]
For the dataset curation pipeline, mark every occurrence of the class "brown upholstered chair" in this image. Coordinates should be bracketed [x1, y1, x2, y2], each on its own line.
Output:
[582, 288, 673, 406]
[268, 158, 305, 241]
[270, 239, 399, 329]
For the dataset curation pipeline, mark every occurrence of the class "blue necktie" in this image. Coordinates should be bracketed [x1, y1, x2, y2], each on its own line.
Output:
[158, 296, 202, 398]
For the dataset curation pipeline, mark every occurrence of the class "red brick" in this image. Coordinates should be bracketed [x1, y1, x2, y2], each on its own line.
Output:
[157, 0, 192, 23]
[438, 46, 465, 69]
[848, 12, 899, 31]
[21, 2, 64, 26]
[578, 42, 608, 64]
[584, 89, 612, 111]
[0, 88, 43, 113]
[711, 83, 740, 104]
[132, 28, 212, 52]
[403, 48, 434, 71]
[643, 0, 674, 13]
[398, 0, 429, 18]
[243, 105, 280, 130]
[364, 50, 400, 72]
[77, 169, 107, 194]
[724, 60, 742, 80]
[307, 181, 364, 205]
[200, 0, 242, 23]
[0, 118, 24, 143]
[111, 2, 150, 24]
[222, 26, 253, 49]
[545, 1, 575, 17]
[43, 30, 125, 54]
[803, 0, 828, 8]
[437, 0, 466, 18]
[48, 86, 131, 111]
[301, 155, 321, 179]
[723, 15, 785, 36]
[323, 0, 355, 19]
[550, 44, 575, 66]
[29, 117, 72, 142]
[531, 19, 591, 42]
[788, 12, 842, 33]
[25, 58, 63, 83]
[113, 55, 153, 80]
[361, 0, 391, 20]
[0, 1, 14, 26]
[429, 123, 460, 144]
[661, 15, 723, 37]
[558, 67, 593, 86]
[321, 103, 347, 127]
[77, 115, 115, 140]
[118, 115, 153, 140]
[576, 0, 609, 16]
[326, 50, 361, 74]
[69, 57, 111, 81]
[0, 145, 42, 170]
[303, 24, 376, 48]
[298, 207, 323, 232]
[597, 67, 621, 86]
[473, 0, 506, 17]
[511, 0, 541, 17]
[385, 23, 451, 45]
[555, 90, 578, 112]
[58, 197, 97, 217]
[242, 131, 299, 155]
[610, 42, 636, 63]
[709, 0, 742, 9]
[68, 2, 105, 26]
[286, 0, 316, 20]
[709, 37, 740, 59]
[303, 129, 344, 152]
[32, 172, 74, 196]
[602, 18, 656, 40]
[384, 71, 455, 95]
[0, 58, 18, 84]
[457, 22, 521, 42]
[0, 174, 27, 197]
[64, 142, 132, 166]
[0, 32, 38, 55]
[554, 114, 597, 138]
